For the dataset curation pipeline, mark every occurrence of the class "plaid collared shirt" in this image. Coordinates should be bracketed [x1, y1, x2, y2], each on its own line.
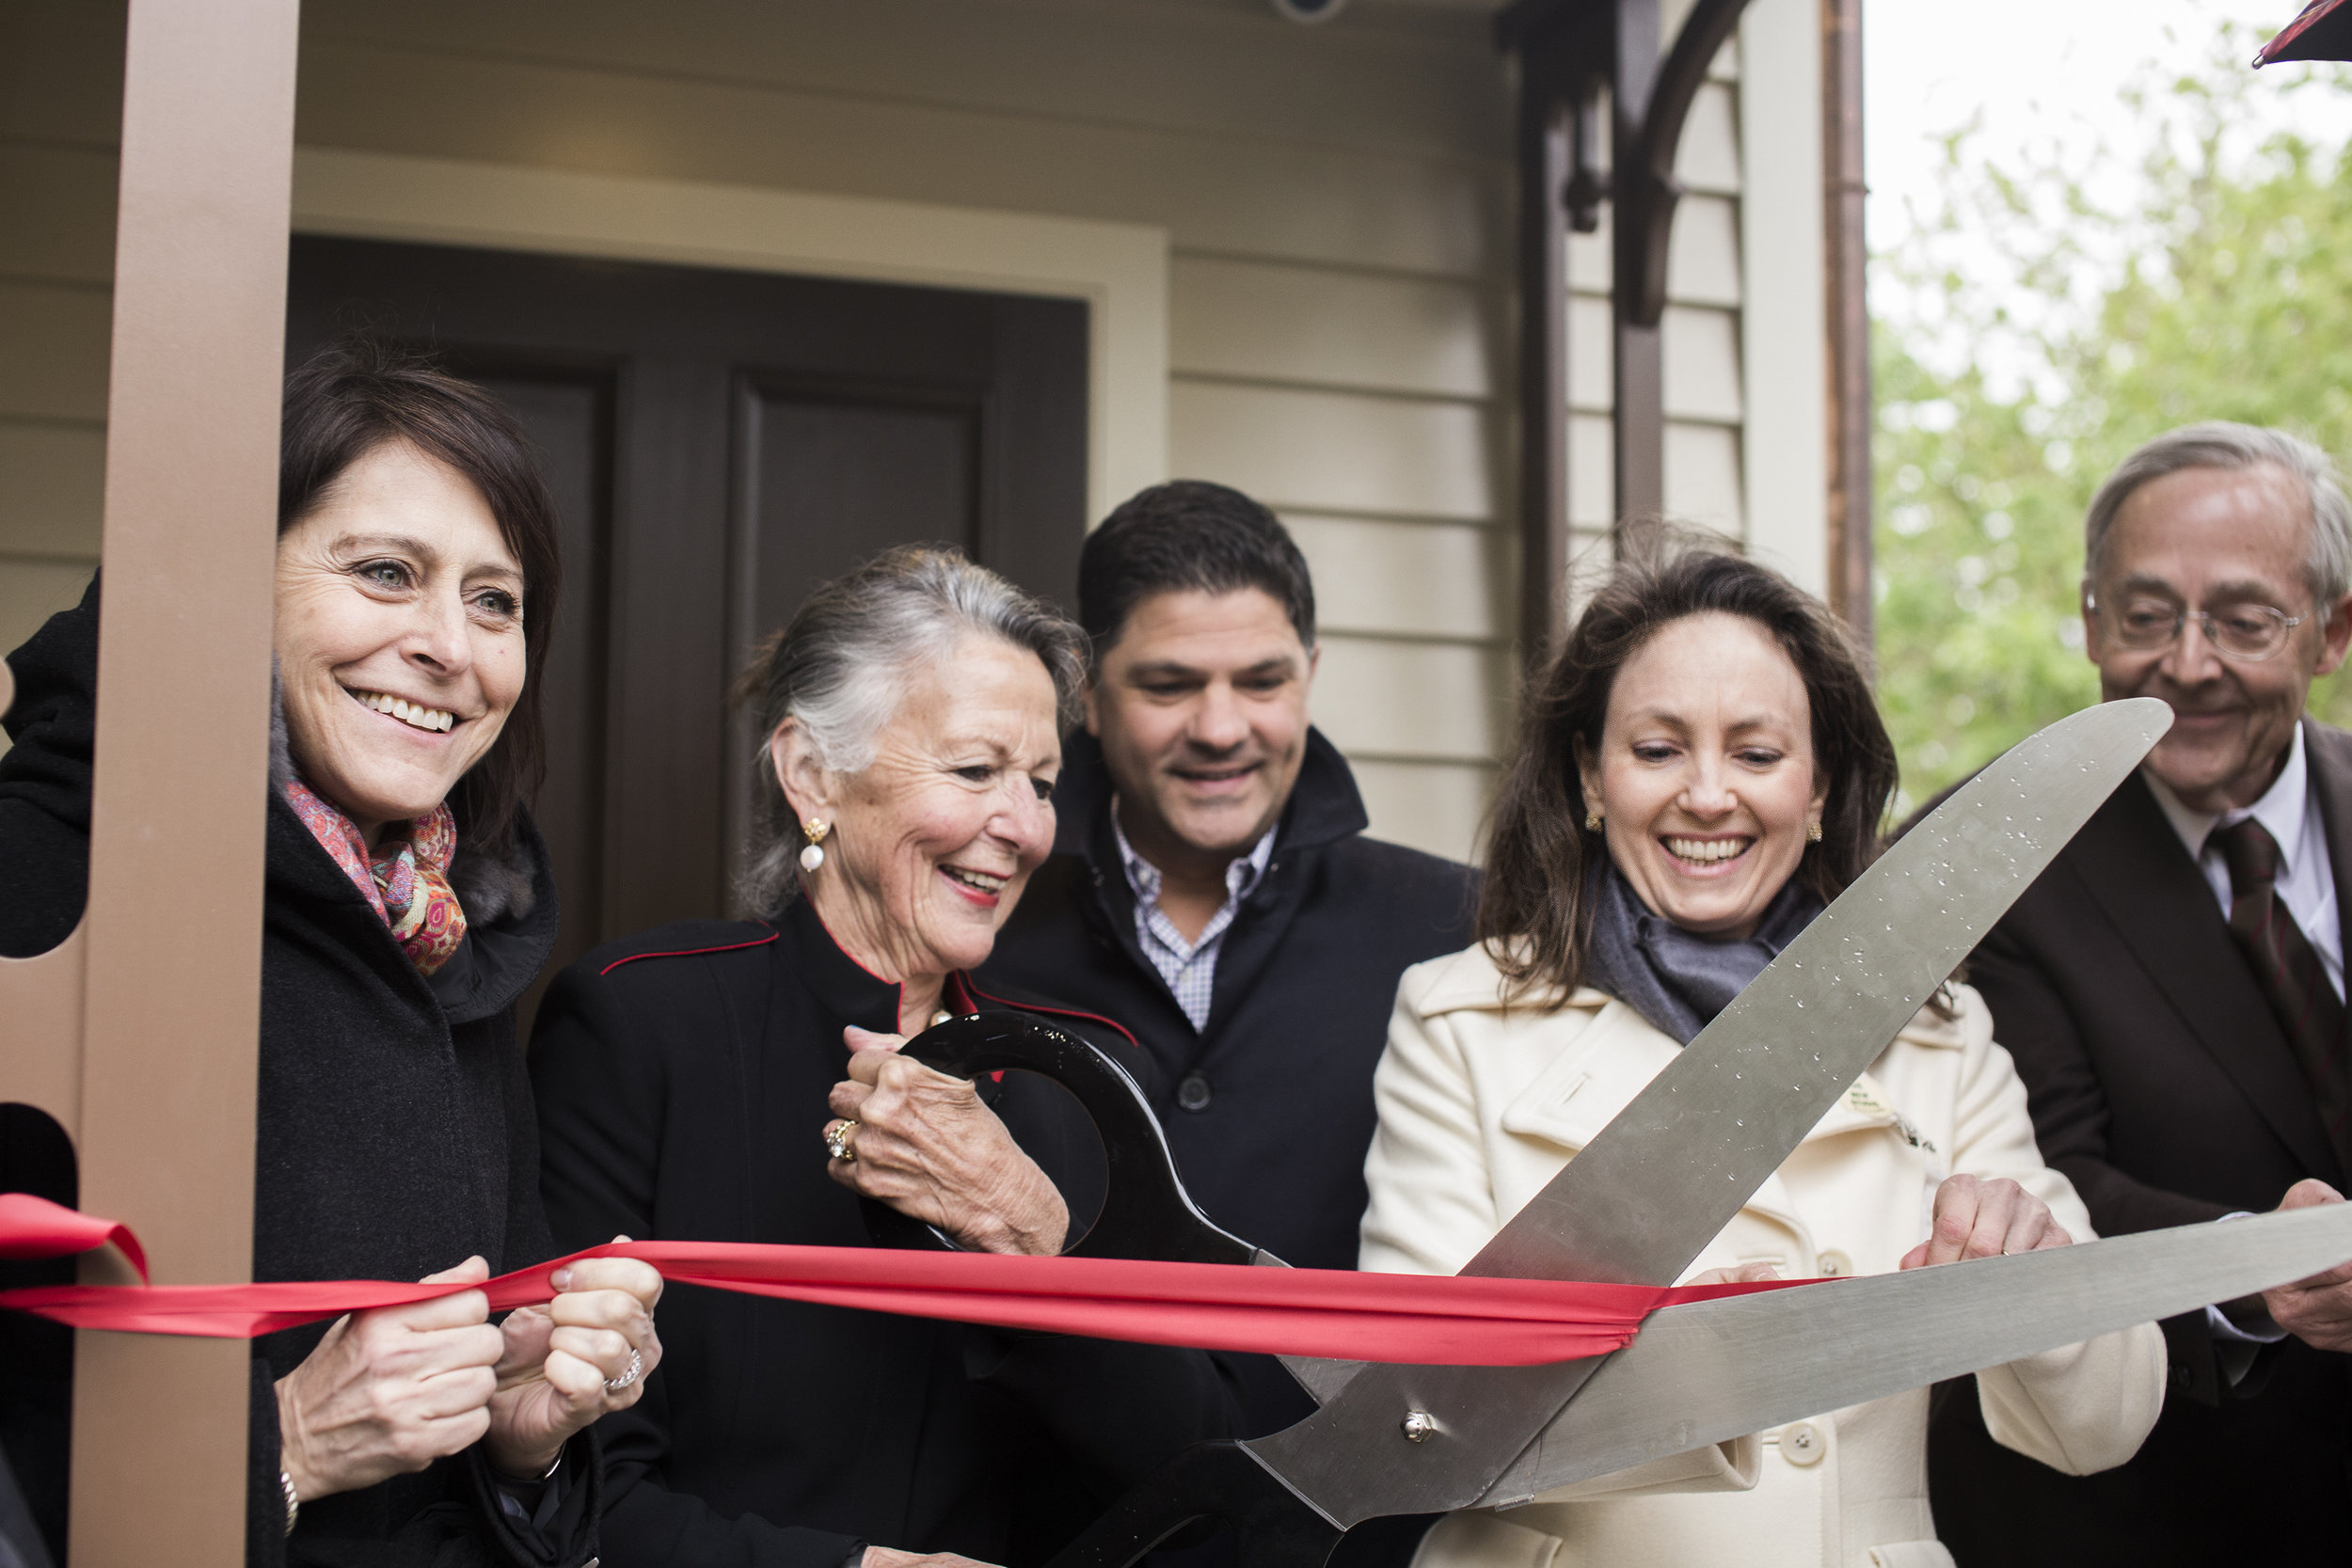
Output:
[1111, 807, 1278, 1033]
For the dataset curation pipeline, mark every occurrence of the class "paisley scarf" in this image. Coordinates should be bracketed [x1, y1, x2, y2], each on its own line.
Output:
[284, 778, 469, 976]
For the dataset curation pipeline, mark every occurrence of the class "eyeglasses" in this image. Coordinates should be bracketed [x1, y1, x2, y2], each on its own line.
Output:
[2090, 594, 2306, 662]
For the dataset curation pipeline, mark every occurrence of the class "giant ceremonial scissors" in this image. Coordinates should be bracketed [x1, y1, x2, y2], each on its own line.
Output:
[882, 695, 2352, 1568]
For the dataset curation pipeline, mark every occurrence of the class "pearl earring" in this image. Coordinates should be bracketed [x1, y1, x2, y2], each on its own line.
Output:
[800, 819, 830, 872]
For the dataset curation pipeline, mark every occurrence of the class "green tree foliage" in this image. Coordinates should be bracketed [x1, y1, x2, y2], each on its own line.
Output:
[1875, 36, 2352, 813]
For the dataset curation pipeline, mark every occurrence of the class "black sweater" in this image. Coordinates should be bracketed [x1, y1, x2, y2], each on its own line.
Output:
[0, 580, 596, 1568]
[530, 900, 1241, 1568]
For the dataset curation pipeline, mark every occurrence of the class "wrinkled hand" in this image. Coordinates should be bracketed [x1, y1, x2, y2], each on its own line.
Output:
[2261, 1180, 2352, 1352]
[485, 1244, 665, 1478]
[1688, 1261, 1784, 1288]
[862, 1548, 1000, 1568]
[1899, 1174, 2073, 1271]
[827, 1026, 1069, 1256]
[276, 1257, 504, 1502]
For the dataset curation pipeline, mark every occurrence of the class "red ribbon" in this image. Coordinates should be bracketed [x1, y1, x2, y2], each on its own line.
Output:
[0, 1194, 1808, 1366]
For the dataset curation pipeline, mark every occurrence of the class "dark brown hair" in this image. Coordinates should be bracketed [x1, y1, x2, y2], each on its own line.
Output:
[1481, 532, 1898, 1007]
[1078, 481, 1315, 661]
[278, 337, 563, 859]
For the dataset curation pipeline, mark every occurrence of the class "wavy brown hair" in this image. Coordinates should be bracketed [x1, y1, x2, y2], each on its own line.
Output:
[1481, 534, 1898, 1008]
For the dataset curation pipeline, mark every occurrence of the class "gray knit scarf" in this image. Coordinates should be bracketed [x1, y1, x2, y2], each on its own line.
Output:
[1581, 857, 1824, 1045]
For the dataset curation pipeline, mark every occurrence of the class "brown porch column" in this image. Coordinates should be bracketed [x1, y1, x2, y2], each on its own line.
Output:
[1821, 0, 1873, 641]
[67, 0, 298, 1561]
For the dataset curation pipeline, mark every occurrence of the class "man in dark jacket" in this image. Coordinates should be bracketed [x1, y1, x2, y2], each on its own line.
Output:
[980, 482, 1478, 1441]
[1929, 423, 2352, 1563]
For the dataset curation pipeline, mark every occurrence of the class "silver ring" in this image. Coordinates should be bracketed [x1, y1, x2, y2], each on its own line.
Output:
[825, 1118, 860, 1164]
[604, 1346, 643, 1393]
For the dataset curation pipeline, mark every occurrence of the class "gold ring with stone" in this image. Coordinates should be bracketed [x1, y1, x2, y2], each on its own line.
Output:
[825, 1118, 860, 1164]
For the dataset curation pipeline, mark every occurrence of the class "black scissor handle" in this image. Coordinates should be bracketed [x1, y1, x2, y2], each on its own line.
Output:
[858, 1010, 1260, 1264]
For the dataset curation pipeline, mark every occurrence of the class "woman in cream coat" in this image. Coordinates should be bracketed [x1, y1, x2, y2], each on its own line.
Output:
[1359, 543, 2164, 1568]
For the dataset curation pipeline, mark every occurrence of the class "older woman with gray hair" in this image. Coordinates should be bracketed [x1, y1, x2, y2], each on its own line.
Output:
[530, 546, 1237, 1568]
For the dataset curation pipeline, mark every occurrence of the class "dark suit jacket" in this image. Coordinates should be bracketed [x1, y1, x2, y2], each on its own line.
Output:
[530, 897, 1239, 1568]
[979, 729, 1478, 1437]
[1929, 717, 2352, 1565]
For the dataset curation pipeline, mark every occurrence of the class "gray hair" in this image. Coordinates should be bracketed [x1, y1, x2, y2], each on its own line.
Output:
[736, 546, 1087, 916]
[2084, 421, 2352, 604]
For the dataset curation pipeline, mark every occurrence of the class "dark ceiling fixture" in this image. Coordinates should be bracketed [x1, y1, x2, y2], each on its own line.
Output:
[2259, 0, 2352, 64]
[1268, 0, 1349, 23]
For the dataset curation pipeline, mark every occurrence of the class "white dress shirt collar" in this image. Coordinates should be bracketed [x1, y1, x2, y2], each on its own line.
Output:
[2144, 721, 2310, 868]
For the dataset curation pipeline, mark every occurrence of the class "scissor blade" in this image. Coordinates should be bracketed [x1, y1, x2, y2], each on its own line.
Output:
[1244, 699, 2170, 1520]
[1478, 1201, 2352, 1503]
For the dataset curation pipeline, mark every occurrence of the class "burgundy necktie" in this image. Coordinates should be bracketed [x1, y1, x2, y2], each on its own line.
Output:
[2215, 816, 2352, 1175]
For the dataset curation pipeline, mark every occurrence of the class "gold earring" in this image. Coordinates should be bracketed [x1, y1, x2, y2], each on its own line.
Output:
[799, 818, 830, 872]
[1806, 821, 1823, 843]
[1584, 811, 1603, 832]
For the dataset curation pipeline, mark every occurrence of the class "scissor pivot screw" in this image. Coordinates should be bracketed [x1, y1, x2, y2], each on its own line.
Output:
[1400, 1412, 1438, 1443]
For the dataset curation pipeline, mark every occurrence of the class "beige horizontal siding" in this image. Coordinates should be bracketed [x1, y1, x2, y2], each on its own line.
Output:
[1664, 420, 1744, 532]
[1311, 634, 1508, 764]
[1172, 255, 1492, 401]
[303, 0, 1512, 166]
[1170, 381, 1495, 523]
[1285, 513, 1507, 643]
[295, 40, 1507, 281]
[1663, 304, 1742, 423]
[1677, 82, 1741, 197]
[1563, 192, 1740, 308]
[1352, 757, 1497, 868]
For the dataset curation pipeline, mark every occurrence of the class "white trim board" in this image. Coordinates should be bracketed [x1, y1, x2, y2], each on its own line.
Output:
[289, 148, 1170, 524]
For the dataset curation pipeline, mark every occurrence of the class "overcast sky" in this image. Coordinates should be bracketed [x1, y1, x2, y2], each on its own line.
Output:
[1864, 0, 2352, 252]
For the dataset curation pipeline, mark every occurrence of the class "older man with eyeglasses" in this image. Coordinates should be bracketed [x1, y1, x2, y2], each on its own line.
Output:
[1928, 422, 2352, 1564]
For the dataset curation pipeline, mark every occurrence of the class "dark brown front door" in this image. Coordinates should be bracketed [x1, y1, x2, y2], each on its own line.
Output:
[285, 235, 1089, 1003]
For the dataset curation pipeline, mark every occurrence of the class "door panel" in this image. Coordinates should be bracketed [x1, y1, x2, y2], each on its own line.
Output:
[464, 373, 610, 1002]
[285, 235, 1089, 1001]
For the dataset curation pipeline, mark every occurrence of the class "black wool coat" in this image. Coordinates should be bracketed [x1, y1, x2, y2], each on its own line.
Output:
[0, 581, 596, 1568]
[978, 729, 1478, 1437]
[1926, 738, 2352, 1566]
[529, 898, 1241, 1568]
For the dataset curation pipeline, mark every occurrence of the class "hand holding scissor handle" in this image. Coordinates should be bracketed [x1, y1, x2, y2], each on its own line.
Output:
[860, 1011, 1263, 1266]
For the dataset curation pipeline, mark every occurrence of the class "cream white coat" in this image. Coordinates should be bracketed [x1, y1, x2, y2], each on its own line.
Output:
[1359, 943, 2167, 1568]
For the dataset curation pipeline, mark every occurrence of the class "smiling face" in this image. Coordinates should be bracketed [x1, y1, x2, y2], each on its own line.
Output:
[274, 441, 528, 846]
[1577, 612, 1826, 941]
[775, 635, 1063, 984]
[1085, 588, 1316, 873]
[2086, 463, 2352, 812]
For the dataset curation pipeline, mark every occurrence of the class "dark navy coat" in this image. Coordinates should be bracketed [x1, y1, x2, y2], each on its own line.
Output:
[980, 728, 1478, 1436]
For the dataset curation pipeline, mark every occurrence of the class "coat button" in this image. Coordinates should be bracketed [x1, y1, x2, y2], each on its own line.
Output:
[1176, 1072, 1214, 1112]
[1780, 1421, 1826, 1466]
[1816, 1249, 1851, 1278]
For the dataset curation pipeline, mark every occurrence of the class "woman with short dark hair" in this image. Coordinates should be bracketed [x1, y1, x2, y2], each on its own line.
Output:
[0, 338, 660, 1567]
[1359, 538, 2166, 1568]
